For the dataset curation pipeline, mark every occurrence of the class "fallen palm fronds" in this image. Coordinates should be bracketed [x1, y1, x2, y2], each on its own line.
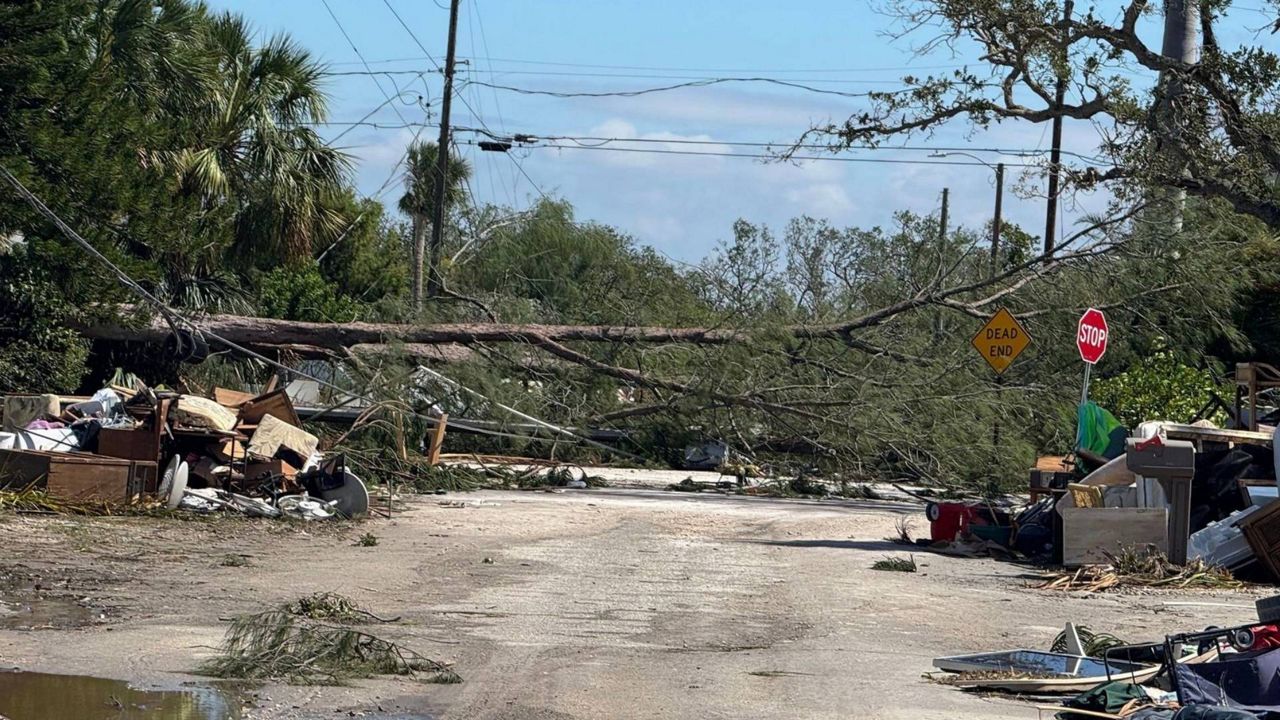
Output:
[201, 593, 456, 685]
[871, 555, 918, 572]
[519, 465, 607, 489]
[1038, 548, 1243, 592]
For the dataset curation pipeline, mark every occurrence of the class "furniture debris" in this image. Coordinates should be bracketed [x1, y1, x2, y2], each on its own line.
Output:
[0, 379, 366, 519]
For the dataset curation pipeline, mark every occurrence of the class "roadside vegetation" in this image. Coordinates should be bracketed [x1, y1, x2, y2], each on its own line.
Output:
[5, 2, 1280, 495]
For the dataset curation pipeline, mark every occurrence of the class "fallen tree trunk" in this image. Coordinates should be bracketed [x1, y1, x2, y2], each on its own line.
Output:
[76, 313, 746, 347]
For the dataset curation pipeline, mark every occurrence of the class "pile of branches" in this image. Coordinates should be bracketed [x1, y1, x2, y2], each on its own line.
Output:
[1038, 548, 1243, 592]
[200, 592, 458, 685]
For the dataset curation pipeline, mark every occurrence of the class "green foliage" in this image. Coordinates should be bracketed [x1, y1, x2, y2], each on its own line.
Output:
[317, 196, 409, 307]
[257, 261, 361, 322]
[0, 247, 90, 392]
[1091, 349, 1226, 428]
[201, 605, 458, 685]
[455, 199, 707, 325]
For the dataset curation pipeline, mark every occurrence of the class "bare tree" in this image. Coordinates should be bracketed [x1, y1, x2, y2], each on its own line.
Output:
[794, 1, 1280, 227]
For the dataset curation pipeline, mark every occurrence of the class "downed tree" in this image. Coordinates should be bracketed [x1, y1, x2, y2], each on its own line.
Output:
[77, 213, 1142, 355]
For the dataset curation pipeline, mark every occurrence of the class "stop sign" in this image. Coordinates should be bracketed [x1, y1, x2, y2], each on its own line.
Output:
[1077, 308, 1108, 364]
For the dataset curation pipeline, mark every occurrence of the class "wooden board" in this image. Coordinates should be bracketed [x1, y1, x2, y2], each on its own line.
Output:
[1162, 423, 1273, 447]
[213, 387, 256, 408]
[1061, 507, 1168, 566]
[427, 414, 449, 466]
[238, 390, 301, 428]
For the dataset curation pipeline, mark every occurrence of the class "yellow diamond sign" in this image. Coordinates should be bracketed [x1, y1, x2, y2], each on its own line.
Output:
[971, 308, 1031, 374]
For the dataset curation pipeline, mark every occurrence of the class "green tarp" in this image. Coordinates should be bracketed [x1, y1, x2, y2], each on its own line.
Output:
[1077, 401, 1127, 472]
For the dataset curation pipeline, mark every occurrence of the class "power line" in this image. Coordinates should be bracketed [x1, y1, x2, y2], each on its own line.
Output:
[334, 68, 920, 86]
[463, 69, 918, 85]
[457, 57, 972, 74]
[326, 53, 968, 74]
[381, 0, 443, 71]
[492, 141, 1042, 168]
[321, 0, 411, 126]
[506, 150, 552, 202]
[519, 133, 1110, 165]
[464, 76, 928, 99]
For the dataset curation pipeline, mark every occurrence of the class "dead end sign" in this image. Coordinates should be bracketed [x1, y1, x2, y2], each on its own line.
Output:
[971, 308, 1031, 374]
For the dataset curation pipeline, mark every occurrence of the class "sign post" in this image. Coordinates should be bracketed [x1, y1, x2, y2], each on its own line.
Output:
[1076, 307, 1109, 403]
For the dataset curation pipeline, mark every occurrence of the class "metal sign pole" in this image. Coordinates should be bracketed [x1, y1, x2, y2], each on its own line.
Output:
[1080, 363, 1093, 406]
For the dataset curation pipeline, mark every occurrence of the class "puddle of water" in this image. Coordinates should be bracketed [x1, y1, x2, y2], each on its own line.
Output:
[0, 671, 242, 720]
[0, 595, 95, 630]
[0, 567, 101, 630]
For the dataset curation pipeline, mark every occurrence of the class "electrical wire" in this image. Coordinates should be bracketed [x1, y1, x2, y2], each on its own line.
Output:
[518, 133, 1110, 165]
[337, 68, 920, 86]
[0, 163, 637, 456]
[321, 0, 411, 126]
[326, 53, 969, 74]
[381, 0, 495, 137]
[485, 141, 1042, 168]
[465, 76, 931, 99]
[463, 69, 920, 85]
[381, 0, 443, 71]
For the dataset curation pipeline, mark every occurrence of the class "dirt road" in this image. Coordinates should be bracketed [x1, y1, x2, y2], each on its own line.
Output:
[0, 487, 1265, 719]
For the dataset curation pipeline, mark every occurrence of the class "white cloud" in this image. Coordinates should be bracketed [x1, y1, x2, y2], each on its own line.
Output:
[784, 183, 856, 219]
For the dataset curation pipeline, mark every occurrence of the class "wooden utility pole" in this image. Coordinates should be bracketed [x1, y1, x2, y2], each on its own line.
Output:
[939, 187, 949, 241]
[991, 163, 1004, 278]
[1044, 0, 1073, 256]
[425, 0, 461, 300]
[1157, 0, 1199, 233]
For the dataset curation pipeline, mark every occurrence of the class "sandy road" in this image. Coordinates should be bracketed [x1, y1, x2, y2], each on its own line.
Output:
[0, 486, 1266, 719]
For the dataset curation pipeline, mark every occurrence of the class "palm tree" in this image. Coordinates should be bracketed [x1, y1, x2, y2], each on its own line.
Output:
[149, 11, 349, 266]
[398, 141, 471, 309]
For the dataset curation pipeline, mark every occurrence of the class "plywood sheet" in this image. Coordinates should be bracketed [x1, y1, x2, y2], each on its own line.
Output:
[1061, 507, 1168, 566]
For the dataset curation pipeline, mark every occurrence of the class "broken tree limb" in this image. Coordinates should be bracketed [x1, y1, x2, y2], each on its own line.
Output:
[76, 312, 744, 347]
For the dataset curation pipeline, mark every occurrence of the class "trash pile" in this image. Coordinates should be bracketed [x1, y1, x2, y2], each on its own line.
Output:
[0, 383, 367, 520]
[934, 613, 1280, 719]
[916, 392, 1280, 583]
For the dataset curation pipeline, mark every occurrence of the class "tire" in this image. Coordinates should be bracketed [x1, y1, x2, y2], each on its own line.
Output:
[925, 502, 940, 522]
[1256, 595, 1280, 623]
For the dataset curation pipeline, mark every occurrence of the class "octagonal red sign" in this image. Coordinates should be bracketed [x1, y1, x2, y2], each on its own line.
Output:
[1077, 308, 1108, 364]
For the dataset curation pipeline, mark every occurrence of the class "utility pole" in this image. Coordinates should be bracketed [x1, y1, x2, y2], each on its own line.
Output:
[991, 163, 1004, 278]
[1157, 0, 1199, 233]
[1044, 0, 1073, 256]
[939, 187, 949, 241]
[425, 0, 461, 301]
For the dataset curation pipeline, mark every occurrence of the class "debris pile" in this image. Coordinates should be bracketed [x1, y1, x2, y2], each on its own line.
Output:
[933, 617, 1280, 719]
[201, 592, 457, 685]
[0, 382, 368, 519]
[908, 383, 1280, 585]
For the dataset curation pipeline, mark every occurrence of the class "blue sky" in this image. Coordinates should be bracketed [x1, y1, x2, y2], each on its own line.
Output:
[209, 1, 1274, 262]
